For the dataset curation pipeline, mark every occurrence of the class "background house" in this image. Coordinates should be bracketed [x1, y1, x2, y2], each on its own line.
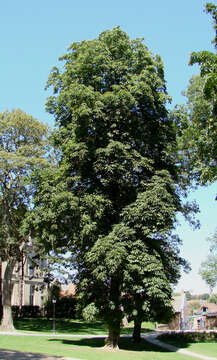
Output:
[157, 291, 188, 330]
[191, 302, 217, 330]
[0, 256, 47, 308]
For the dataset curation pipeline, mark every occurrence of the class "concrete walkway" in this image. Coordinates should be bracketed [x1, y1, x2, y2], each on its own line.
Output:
[0, 330, 217, 360]
[143, 332, 217, 360]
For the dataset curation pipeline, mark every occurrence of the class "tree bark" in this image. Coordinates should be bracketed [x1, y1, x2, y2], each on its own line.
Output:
[104, 277, 122, 350]
[0, 260, 16, 331]
[133, 318, 142, 342]
[105, 326, 120, 350]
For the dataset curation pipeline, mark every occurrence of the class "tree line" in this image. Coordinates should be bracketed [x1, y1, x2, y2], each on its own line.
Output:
[0, 2, 216, 348]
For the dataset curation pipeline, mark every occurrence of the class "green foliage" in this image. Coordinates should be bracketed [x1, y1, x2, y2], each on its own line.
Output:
[199, 293, 210, 301]
[82, 303, 100, 322]
[185, 292, 210, 301]
[27, 28, 190, 343]
[187, 2, 217, 184]
[185, 291, 192, 301]
[11, 306, 41, 318]
[46, 296, 77, 319]
[0, 109, 51, 329]
[209, 293, 217, 304]
[49, 281, 61, 301]
[199, 230, 217, 291]
[0, 109, 50, 261]
[158, 331, 217, 344]
[188, 302, 201, 316]
[172, 75, 216, 185]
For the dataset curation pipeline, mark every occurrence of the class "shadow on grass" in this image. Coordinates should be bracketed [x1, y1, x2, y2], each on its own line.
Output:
[14, 318, 153, 336]
[122, 327, 153, 335]
[48, 337, 170, 353]
[14, 318, 107, 334]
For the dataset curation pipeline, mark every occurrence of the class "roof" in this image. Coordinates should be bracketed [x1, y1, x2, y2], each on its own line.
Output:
[200, 303, 217, 313]
[60, 283, 76, 297]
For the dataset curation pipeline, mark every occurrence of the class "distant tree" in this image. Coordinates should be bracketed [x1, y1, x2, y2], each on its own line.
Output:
[188, 301, 201, 316]
[172, 74, 215, 186]
[209, 293, 217, 304]
[199, 230, 217, 294]
[27, 28, 194, 348]
[0, 109, 49, 330]
[199, 293, 210, 301]
[185, 291, 192, 301]
[49, 280, 61, 301]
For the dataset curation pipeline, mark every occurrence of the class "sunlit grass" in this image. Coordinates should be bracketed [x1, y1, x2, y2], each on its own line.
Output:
[158, 332, 217, 358]
[0, 334, 195, 360]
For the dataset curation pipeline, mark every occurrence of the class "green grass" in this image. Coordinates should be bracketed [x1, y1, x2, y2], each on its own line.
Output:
[13, 318, 108, 335]
[158, 333, 217, 358]
[186, 343, 217, 358]
[12, 318, 155, 335]
[0, 334, 196, 360]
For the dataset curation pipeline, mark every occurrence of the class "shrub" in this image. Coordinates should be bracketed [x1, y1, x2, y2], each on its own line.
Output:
[158, 331, 217, 343]
[45, 296, 77, 319]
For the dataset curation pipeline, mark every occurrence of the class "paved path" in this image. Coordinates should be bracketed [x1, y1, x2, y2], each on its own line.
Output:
[0, 330, 217, 360]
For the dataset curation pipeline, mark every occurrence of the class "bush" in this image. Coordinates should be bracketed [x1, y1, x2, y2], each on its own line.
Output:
[0, 305, 41, 319]
[45, 296, 77, 319]
[12, 306, 41, 318]
[158, 331, 217, 343]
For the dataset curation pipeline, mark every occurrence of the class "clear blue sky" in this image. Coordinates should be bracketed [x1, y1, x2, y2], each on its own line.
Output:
[1, 0, 216, 294]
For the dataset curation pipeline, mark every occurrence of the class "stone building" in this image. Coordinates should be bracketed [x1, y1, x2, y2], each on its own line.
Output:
[192, 303, 217, 330]
[157, 292, 188, 330]
[0, 255, 47, 308]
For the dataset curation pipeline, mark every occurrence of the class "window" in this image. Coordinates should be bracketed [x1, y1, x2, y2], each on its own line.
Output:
[29, 261, 34, 277]
[29, 285, 35, 305]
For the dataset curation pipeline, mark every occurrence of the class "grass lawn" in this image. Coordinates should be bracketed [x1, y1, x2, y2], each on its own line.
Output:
[0, 334, 196, 360]
[187, 343, 217, 358]
[12, 318, 155, 335]
[158, 333, 217, 358]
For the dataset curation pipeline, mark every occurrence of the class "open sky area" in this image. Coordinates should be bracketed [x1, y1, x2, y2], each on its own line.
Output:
[1, 0, 216, 295]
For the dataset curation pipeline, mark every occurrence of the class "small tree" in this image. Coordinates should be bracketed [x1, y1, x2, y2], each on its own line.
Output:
[0, 109, 49, 330]
[199, 230, 217, 294]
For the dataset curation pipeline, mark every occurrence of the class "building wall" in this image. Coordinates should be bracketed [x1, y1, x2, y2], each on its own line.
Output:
[206, 316, 217, 330]
[157, 313, 181, 331]
[168, 313, 181, 330]
[0, 259, 47, 307]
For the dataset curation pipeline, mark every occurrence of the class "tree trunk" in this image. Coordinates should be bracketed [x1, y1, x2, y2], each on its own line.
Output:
[19, 251, 25, 309]
[0, 260, 16, 331]
[105, 326, 120, 350]
[104, 277, 122, 350]
[133, 318, 142, 342]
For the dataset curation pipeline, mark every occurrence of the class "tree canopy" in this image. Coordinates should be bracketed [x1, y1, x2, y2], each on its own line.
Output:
[187, 2, 217, 184]
[0, 109, 49, 330]
[172, 75, 216, 185]
[199, 230, 217, 293]
[27, 28, 191, 347]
